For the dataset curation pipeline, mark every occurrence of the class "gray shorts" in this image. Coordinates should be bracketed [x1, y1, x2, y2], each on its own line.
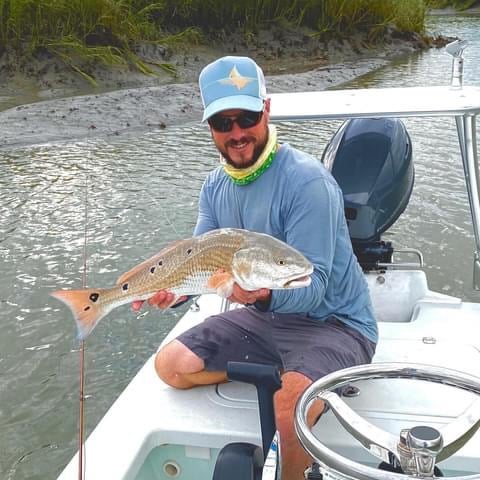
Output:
[176, 307, 376, 381]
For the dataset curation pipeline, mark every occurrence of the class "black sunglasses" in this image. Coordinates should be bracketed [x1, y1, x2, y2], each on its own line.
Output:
[208, 109, 264, 133]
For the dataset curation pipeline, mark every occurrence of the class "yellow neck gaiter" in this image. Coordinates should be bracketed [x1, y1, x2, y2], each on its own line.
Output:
[222, 125, 278, 185]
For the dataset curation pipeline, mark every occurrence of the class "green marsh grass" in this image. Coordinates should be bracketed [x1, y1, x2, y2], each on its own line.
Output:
[0, 0, 429, 84]
[149, 0, 426, 36]
[0, 0, 168, 84]
[425, 0, 480, 10]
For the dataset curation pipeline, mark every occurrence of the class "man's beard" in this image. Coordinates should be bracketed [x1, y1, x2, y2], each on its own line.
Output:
[221, 137, 267, 169]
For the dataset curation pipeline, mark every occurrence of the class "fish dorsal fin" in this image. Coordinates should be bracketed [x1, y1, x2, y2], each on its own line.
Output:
[116, 239, 186, 285]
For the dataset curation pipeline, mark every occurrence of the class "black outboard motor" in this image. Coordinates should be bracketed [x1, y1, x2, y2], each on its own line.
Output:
[322, 118, 414, 270]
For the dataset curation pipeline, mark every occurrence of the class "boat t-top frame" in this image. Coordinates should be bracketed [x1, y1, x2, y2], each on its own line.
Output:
[270, 40, 480, 290]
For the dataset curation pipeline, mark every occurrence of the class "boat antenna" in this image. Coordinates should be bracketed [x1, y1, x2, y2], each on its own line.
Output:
[78, 161, 90, 480]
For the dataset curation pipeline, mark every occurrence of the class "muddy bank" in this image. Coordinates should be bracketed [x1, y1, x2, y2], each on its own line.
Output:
[0, 29, 448, 150]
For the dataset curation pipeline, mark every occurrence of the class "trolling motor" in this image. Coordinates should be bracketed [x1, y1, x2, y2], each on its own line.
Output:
[322, 117, 415, 271]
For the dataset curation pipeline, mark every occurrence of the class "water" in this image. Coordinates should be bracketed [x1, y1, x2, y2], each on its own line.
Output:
[1, 14, 480, 480]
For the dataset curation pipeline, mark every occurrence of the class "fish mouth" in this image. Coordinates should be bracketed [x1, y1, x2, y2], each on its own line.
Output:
[283, 275, 312, 288]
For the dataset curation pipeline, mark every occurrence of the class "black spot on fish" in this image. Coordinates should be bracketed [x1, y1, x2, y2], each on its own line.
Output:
[84, 306, 91, 311]
[89, 292, 99, 302]
[150, 266, 155, 274]
[158, 260, 163, 266]
[186, 248, 192, 255]
[122, 283, 129, 291]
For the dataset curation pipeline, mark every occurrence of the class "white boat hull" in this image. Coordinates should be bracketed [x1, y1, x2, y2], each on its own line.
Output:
[57, 270, 480, 479]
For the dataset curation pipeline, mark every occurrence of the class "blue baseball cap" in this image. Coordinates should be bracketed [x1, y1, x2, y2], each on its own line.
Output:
[199, 56, 267, 122]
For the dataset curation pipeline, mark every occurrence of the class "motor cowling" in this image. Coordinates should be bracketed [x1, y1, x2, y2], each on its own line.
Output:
[322, 118, 414, 270]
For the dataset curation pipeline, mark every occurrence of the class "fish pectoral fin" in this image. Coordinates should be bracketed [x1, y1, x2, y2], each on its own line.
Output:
[165, 294, 183, 308]
[207, 271, 235, 298]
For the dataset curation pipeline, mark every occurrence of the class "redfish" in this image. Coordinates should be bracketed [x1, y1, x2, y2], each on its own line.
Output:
[51, 228, 313, 340]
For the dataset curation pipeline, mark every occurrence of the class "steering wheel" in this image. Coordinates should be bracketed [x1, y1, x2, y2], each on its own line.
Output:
[295, 363, 480, 479]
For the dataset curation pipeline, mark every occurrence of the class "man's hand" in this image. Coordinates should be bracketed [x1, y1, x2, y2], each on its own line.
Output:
[228, 282, 271, 306]
[207, 268, 271, 306]
[132, 290, 188, 312]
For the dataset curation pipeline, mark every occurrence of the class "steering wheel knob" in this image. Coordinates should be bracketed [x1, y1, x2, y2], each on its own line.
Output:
[399, 426, 444, 476]
[407, 426, 443, 452]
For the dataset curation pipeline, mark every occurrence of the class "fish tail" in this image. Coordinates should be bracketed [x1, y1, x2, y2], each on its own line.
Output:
[51, 288, 110, 340]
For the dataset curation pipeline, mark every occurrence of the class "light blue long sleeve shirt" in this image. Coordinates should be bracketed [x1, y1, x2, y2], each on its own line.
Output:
[194, 143, 378, 343]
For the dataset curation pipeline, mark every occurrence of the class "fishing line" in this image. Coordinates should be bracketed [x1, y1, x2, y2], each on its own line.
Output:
[132, 188, 182, 321]
[148, 187, 181, 237]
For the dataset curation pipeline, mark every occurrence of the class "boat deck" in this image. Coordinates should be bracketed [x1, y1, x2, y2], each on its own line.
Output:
[57, 270, 480, 479]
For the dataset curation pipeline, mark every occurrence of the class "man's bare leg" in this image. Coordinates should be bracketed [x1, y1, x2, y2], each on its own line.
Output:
[156, 342, 325, 479]
[155, 339, 227, 388]
[274, 372, 325, 480]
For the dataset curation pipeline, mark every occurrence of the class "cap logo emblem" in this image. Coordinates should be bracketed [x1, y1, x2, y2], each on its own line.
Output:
[219, 66, 254, 90]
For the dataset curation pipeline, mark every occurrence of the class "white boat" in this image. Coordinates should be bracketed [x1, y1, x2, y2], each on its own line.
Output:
[57, 41, 480, 479]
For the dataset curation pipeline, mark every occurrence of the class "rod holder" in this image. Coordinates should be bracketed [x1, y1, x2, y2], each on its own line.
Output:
[445, 39, 468, 88]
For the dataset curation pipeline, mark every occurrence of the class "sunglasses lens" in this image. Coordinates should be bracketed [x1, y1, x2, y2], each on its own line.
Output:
[208, 116, 233, 133]
[208, 110, 263, 132]
[237, 111, 262, 129]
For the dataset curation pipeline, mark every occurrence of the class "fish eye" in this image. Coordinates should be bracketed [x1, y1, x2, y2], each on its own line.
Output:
[276, 259, 286, 266]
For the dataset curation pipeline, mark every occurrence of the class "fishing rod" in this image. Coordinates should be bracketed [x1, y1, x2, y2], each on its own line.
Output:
[78, 342, 86, 480]
[78, 162, 90, 480]
[74, 156, 182, 479]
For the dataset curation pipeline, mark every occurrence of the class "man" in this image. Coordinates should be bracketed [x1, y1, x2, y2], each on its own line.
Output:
[134, 56, 377, 479]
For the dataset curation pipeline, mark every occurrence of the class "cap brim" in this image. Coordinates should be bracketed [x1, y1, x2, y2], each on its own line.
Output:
[202, 95, 264, 122]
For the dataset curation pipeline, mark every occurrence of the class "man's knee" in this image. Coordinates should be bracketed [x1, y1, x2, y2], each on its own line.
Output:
[155, 339, 204, 388]
[274, 372, 324, 430]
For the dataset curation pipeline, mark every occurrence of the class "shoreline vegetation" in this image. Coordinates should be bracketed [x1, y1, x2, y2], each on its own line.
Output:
[1, 0, 432, 86]
[2, 0, 475, 92]
[0, 0, 479, 148]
